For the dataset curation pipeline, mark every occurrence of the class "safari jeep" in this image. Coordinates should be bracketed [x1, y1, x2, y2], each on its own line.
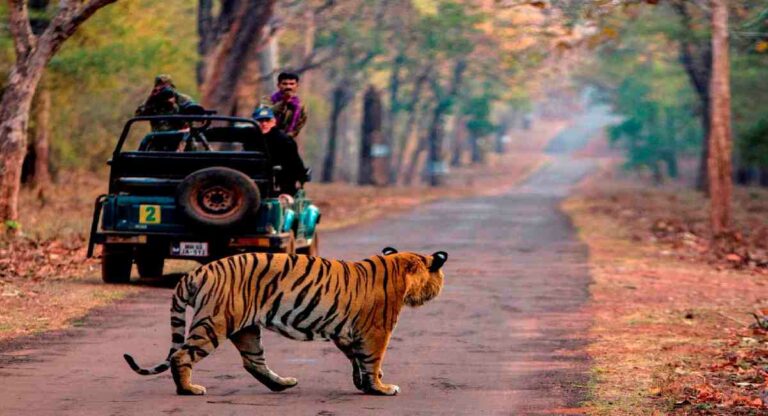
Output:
[87, 115, 320, 283]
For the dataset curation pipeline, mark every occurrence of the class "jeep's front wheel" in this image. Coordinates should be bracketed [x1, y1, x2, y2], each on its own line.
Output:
[102, 246, 133, 284]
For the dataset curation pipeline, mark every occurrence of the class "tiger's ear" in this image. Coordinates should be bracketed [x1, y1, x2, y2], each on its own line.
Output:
[382, 246, 398, 255]
[429, 251, 448, 272]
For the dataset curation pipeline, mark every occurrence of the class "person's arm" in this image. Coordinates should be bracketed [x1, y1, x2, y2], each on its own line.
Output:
[175, 92, 194, 107]
[289, 104, 308, 138]
[135, 97, 152, 116]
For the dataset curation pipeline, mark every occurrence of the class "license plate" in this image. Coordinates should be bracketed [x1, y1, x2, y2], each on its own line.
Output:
[139, 205, 161, 224]
[171, 242, 209, 257]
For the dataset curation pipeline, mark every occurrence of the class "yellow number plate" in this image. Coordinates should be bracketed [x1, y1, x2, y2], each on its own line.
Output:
[139, 205, 161, 224]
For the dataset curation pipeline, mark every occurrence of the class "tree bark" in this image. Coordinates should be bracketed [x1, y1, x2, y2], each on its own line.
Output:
[707, 0, 732, 235]
[673, 1, 712, 192]
[359, 86, 384, 185]
[450, 115, 465, 167]
[322, 84, 350, 183]
[426, 106, 446, 187]
[426, 60, 467, 187]
[391, 71, 428, 184]
[198, 0, 275, 114]
[32, 81, 52, 191]
[0, 0, 117, 227]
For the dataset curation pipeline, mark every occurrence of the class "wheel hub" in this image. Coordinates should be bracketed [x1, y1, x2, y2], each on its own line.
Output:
[200, 186, 235, 213]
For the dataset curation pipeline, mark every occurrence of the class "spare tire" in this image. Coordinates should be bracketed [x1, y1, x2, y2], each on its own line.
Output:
[177, 167, 260, 229]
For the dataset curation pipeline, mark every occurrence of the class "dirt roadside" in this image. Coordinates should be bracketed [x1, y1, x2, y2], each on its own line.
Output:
[0, 118, 568, 345]
[564, 168, 768, 415]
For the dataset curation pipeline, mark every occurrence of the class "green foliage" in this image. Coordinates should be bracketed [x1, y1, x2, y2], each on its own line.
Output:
[581, 5, 702, 180]
[579, 2, 768, 180]
[0, 1, 198, 172]
[462, 85, 498, 138]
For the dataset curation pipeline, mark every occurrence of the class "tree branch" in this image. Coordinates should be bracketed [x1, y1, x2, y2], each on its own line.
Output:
[7, 0, 36, 60]
[41, 0, 118, 56]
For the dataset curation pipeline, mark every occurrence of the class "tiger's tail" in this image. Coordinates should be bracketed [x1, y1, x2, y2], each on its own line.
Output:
[123, 270, 202, 376]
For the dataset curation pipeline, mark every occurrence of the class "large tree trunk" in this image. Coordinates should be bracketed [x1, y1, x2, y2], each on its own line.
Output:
[426, 107, 446, 187]
[198, 0, 275, 114]
[707, 0, 732, 235]
[426, 60, 466, 187]
[450, 115, 465, 167]
[32, 81, 52, 191]
[674, 2, 712, 192]
[390, 71, 428, 184]
[359, 86, 385, 185]
[0, 72, 41, 224]
[322, 85, 349, 183]
[0, 0, 117, 227]
[258, 26, 279, 95]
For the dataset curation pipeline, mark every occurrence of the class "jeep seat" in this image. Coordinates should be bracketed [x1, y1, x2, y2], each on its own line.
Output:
[138, 131, 186, 152]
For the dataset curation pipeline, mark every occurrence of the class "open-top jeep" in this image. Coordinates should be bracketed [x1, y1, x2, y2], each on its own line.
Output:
[87, 115, 320, 283]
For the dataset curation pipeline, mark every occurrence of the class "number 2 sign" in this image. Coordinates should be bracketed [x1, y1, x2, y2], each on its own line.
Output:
[139, 205, 161, 224]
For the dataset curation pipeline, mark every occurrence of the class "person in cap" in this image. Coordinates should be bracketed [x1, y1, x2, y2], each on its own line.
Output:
[135, 74, 197, 131]
[252, 106, 308, 195]
[262, 72, 308, 139]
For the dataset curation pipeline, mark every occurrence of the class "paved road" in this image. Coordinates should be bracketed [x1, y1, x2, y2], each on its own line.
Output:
[0, 110, 610, 416]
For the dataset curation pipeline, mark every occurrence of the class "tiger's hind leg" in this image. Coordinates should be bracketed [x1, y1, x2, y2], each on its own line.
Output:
[170, 318, 223, 396]
[230, 326, 298, 392]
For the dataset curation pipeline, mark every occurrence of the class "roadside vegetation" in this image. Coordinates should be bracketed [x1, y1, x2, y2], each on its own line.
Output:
[565, 167, 768, 415]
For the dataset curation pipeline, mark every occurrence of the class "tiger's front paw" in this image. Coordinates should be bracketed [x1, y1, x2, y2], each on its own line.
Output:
[364, 383, 400, 396]
[177, 383, 207, 395]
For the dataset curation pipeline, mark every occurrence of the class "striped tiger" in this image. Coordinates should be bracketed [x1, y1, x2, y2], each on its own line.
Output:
[123, 246, 448, 396]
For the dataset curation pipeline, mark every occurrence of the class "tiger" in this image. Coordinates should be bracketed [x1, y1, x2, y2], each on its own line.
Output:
[123, 246, 448, 396]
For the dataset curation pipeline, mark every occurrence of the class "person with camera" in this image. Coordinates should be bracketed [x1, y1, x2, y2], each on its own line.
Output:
[264, 72, 307, 139]
[252, 106, 309, 196]
[135, 74, 197, 132]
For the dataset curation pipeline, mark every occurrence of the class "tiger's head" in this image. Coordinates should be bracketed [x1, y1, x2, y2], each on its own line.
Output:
[382, 247, 448, 307]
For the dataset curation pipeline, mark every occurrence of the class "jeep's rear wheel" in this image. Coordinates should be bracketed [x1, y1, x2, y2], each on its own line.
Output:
[102, 246, 133, 284]
[177, 167, 260, 229]
[136, 248, 164, 278]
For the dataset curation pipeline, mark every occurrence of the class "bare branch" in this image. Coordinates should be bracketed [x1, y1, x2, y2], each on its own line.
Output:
[7, 0, 36, 60]
[257, 49, 337, 82]
[40, 0, 118, 56]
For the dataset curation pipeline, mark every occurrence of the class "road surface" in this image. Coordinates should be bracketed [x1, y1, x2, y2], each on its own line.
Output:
[0, 109, 611, 415]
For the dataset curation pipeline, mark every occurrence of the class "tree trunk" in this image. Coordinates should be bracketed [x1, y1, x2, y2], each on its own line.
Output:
[674, 2, 712, 192]
[322, 85, 348, 183]
[426, 105, 446, 187]
[426, 60, 466, 187]
[450, 115, 465, 167]
[258, 29, 279, 96]
[0, 0, 117, 227]
[391, 72, 428, 184]
[470, 135, 484, 164]
[402, 139, 426, 186]
[707, 0, 732, 235]
[359, 86, 385, 185]
[0, 73, 40, 224]
[199, 0, 275, 114]
[32, 81, 52, 191]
